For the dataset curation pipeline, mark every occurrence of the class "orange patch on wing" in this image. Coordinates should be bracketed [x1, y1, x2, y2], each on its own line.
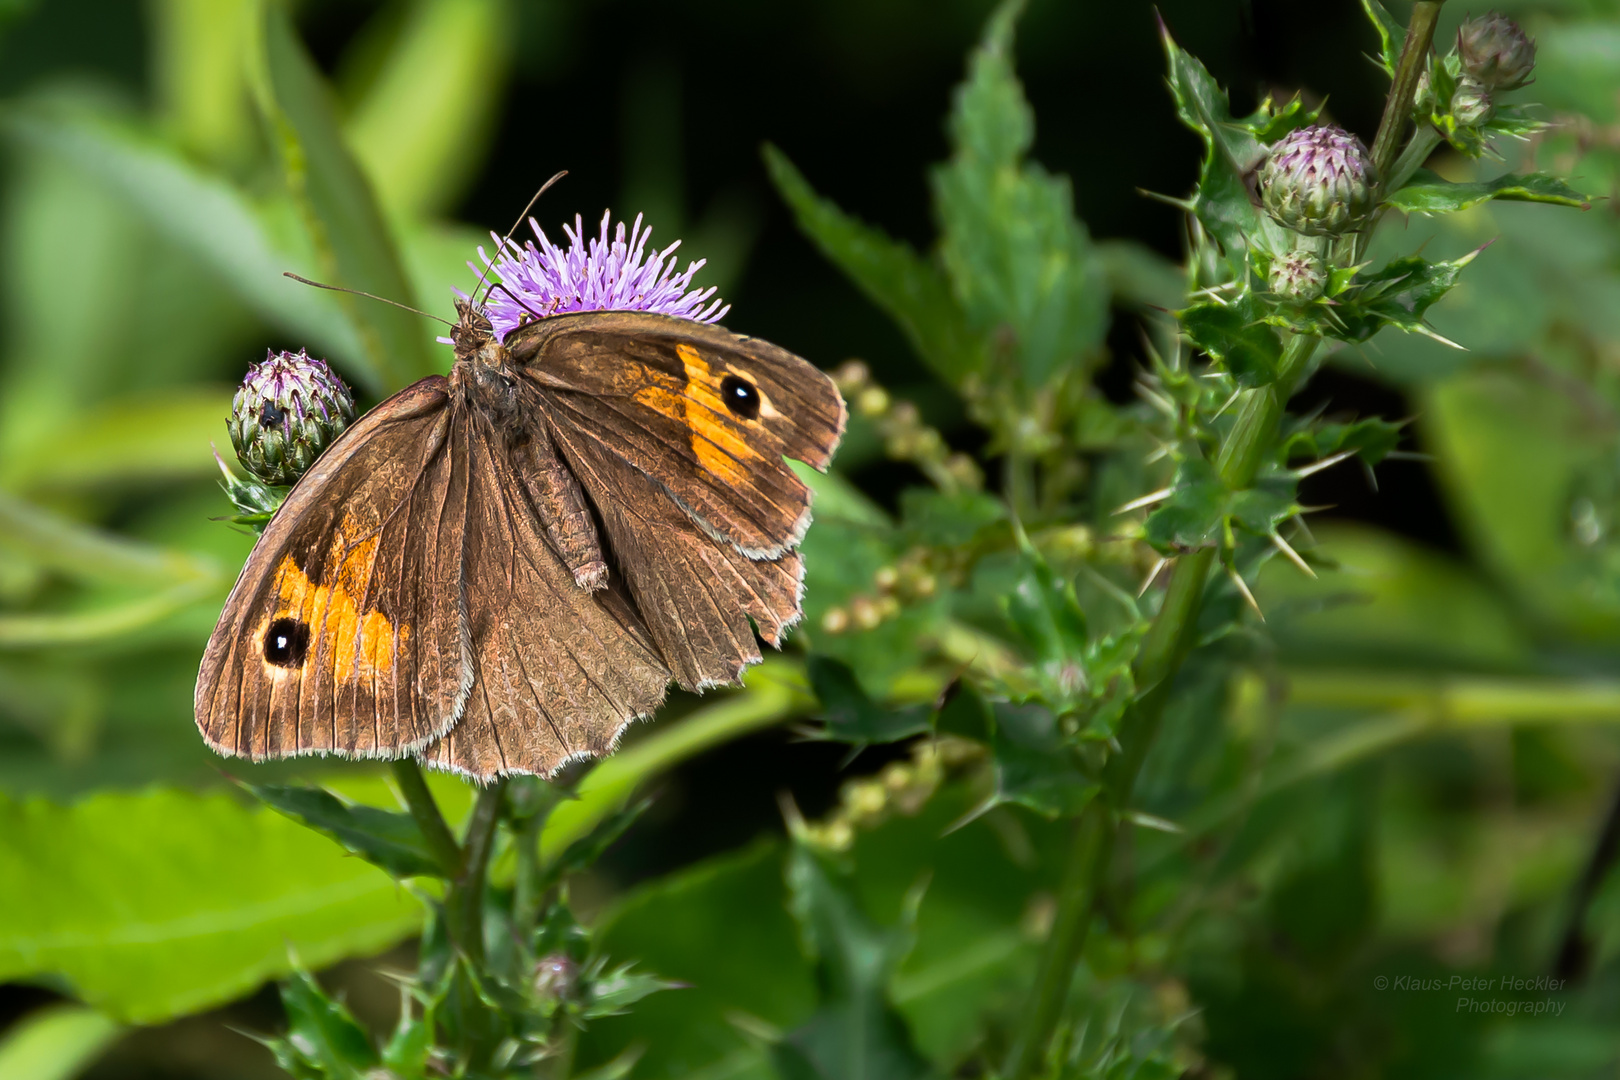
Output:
[674, 343, 762, 483]
[261, 521, 408, 681]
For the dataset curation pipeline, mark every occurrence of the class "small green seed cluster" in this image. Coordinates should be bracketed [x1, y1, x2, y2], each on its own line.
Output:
[799, 736, 985, 852]
[833, 360, 983, 492]
[819, 546, 951, 635]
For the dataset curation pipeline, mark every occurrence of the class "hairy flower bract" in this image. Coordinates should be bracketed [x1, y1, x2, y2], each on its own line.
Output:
[475, 211, 729, 341]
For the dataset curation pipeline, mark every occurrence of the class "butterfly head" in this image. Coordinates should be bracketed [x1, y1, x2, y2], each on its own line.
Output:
[450, 297, 524, 417]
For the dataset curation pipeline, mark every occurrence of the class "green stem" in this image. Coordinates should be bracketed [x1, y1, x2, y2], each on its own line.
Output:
[1369, 1, 1446, 184]
[1006, 336, 1320, 1079]
[391, 759, 463, 876]
[447, 781, 506, 965]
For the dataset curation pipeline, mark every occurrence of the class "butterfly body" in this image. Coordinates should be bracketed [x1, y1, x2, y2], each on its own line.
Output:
[195, 306, 845, 779]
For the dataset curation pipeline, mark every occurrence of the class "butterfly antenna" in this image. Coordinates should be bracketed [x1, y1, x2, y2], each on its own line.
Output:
[283, 273, 455, 328]
[470, 169, 568, 305]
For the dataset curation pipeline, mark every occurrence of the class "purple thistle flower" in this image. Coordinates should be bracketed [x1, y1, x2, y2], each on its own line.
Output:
[471, 211, 729, 341]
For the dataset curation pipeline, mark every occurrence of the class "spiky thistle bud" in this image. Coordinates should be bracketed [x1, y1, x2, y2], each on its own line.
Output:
[1451, 75, 1494, 126]
[1269, 251, 1328, 302]
[1457, 13, 1536, 91]
[229, 349, 355, 486]
[1259, 125, 1379, 238]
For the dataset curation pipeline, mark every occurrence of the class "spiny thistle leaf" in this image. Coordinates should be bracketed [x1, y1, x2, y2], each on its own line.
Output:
[1384, 169, 1591, 215]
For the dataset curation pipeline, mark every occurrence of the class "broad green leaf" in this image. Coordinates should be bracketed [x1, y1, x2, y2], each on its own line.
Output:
[0, 787, 425, 1023]
[931, 0, 1107, 388]
[1256, 523, 1534, 671]
[985, 702, 1097, 819]
[0, 1005, 121, 1080]
[576, 843, 815, 1080]
[255, 5, 434, 395]
[764, 145, 981, 386]
[248, 782, 453, 879]
[806, 655, 930, 745]
[1, 388, 231, 493]
[0, 98, 366, 371]
[1279, 416, 1403, 468]
[1180, 299, 1283, 387]
[1329, 250, 1481, 345]
[1002, 546, 1087, 697]
[345, 0, 511, 218]
[150, 0, 257, 163]
[1384, 169, 1591, 215]
[774, 844, 938, 1080]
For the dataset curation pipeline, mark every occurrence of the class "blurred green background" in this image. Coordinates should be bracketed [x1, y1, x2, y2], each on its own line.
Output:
[6, 0, 1620, 1077]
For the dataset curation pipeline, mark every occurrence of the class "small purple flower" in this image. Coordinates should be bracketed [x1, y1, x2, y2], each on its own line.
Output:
[1259, 125, 1378, 237]
[472, 211, 729, 341]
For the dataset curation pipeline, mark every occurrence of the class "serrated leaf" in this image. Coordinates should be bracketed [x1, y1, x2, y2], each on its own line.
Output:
[776, 845, 938, 1080]
[1143, 458, 1228, 552]
[1331, 250, 1481, 344]
[247, 782, 452, 879]
[0, 787, 425, 1023]
[1161, 26, 1291, 266]
[1180, 298, 1283, 387]
[1003, 545, 1089, 706]
[1281, 416, 1404, 467]
[764, 145, 980, 386]
[273, 968, 382, 1078]
[898, 488, 1007, 547]
[807, 655, 930, 745]
[1384, 169, 1591, 215]
[1360, 0, 1404, 77]
[585, 964, 682, 1020]
[255, 5, 434, 395]
[931, 0, 1108, 388]
[986, 703, 1098, 819]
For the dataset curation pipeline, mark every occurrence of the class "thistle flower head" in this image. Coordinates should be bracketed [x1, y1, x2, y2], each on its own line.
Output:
[229, 349, 355, 486]
[1458, 13, 1536, 91]
[1269, 250, 1328, 302]
[474, 211, 729, 341]
[1259, 125, 1378, 238]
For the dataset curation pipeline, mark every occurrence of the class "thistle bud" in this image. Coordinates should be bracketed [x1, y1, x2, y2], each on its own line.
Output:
[1259, 125, 1378, 238]
[229, 349, 355, 486]
[1457, 13, 1536, 91]
[1450, 75, 1494, 126]
[1269, 251, 1328, 302]
[532, 953, 578, 1003]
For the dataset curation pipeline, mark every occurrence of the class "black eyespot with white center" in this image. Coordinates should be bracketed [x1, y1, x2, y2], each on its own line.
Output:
[263, 617, 311, 668]
[720, 375, 760, 420]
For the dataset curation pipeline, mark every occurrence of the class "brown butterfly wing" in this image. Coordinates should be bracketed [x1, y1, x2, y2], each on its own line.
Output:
[419, 407, 671, 779]
[506, 312, 846, 558]
[194, 377, 470, 761]
[542, 408, 806, 689]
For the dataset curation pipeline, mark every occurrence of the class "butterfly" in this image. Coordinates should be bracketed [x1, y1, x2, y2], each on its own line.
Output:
[194, 301, 845, 779]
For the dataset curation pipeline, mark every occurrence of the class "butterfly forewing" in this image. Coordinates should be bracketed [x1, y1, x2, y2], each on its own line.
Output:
[194, 378, 469, 761]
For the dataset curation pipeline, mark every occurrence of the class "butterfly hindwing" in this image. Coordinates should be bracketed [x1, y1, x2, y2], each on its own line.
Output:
[194, 377, 470, 761]
[419, 408, 671, 779]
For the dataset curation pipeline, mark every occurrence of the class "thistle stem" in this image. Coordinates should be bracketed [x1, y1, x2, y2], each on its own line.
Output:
[448, 781, 507, 965]
[1006, 335, 1320, 1080]
[391, 759, 463, 877]
[1370, 1, 1447, 184]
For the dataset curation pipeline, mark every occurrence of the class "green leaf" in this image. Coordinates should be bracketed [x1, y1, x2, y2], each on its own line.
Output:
[764, 145, 980, 386]
[1160, 26, 1292, 266]
[774, 844, 938, 1080]
[0, 1005, 121, 1080]
[1003, 545, 1088, 696]
[1280, 416, 1404, 467]
[343, 0, 511, 218]
[985, 702, 1098, 818]
[898, 488, 1006, 548]
[807, 655, 930, 745]
[1143, 457, 1300, 555]
[931, 0, 1108, 388]
[270, 968, 382, 1079]
[255, 5, 435, 395]
[1384, 169, 1592, 215]
[1360, 0, 1404, 77]
[1330, 250, 1482, 345]
[0, 98, 367, 371]
[247, 782, 453, 879]
[1180, 298, 1284, 387]
[0, 787, 425, 1023]
[544, 798, 652, 888]
[584, 964, 682, 1020]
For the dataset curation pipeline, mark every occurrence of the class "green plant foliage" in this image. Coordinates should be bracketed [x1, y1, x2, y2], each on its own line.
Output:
[0, 787, 426, 1023]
